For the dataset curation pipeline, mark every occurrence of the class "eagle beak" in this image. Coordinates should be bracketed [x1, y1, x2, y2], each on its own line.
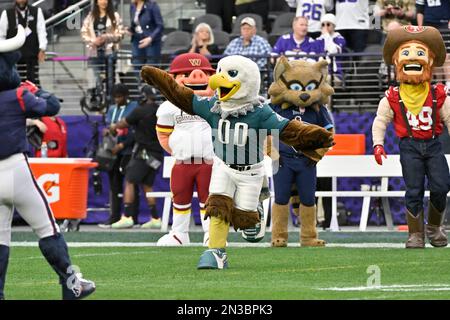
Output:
[209, 72, 241, 101]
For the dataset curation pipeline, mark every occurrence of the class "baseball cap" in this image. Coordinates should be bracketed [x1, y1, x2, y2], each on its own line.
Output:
[240, 17, 256, 27]
[169, 53, 216, 74]
[321, 13, 336, 26]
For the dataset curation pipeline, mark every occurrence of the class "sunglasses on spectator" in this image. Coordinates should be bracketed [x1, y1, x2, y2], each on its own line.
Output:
[322, 23, 332, 27]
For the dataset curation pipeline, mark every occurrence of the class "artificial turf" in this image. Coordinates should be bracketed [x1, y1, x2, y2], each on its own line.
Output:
[5, 235, 450, 300]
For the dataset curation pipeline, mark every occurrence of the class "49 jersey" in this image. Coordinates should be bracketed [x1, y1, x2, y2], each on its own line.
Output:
[385, 84, 448, 140]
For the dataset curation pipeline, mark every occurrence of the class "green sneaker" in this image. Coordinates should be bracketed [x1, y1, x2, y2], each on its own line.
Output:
[242, 201, 265, 243]
[141, 218, 161, 229]
[197, 248, 228, 269]
[111, 216, 134, 229]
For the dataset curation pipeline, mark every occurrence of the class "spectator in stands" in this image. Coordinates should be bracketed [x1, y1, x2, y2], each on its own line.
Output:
[416, 0, 449, 29]
[272, 16, 321, 62]
[0, 0, 47, 84]
[374, 0, 415, 33]
[335, 0, 370, 53]
[223, 16, 272, 70]
[379, 20, 402, 84]
[129, 0, 164, 68]
[285, 0, 334, 39]
[315, 14, 346, 82]
[235, 0, 270, 32]
[109, 86, 163, 229]
[188, 23, 220, 56]
[416, 0, 450, 87]
[206, 0, 235, 33]
[81, 0, 124, 99]
[33, 116, 68, 158]
[99, 84, 139, 228]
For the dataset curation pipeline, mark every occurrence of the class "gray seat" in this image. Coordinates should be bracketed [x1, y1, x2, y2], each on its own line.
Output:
[193, 13, 223, 31]
[213, 30, 230, 53]
[232, 13, 264, 35]
[271, 12, 295, 35]
[161, 31, 191, 56]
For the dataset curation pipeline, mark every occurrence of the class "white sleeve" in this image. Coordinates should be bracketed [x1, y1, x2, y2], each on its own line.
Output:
[285, 0, 298, 8]
[372, 97, 394, 146]
[156, 101, 176, 128]
[323, 34, 339, 54]
[37, 8, 47, 51]
[0, 11, 8, 40]
[325, 0, 334, 11]
[439, 97, 450, 132]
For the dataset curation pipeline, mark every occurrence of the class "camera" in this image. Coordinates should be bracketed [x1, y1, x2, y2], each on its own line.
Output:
[80, 87, 106, 113]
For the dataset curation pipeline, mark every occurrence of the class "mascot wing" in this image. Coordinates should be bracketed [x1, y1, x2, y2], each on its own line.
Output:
[141, 66, 195, 115]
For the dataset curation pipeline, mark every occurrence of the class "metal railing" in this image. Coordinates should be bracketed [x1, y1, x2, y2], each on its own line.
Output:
[23, 48, 450, 116]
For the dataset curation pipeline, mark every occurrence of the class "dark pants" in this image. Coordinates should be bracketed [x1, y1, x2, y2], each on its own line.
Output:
[131, 36, 161, 70]
[107, 154, 140, 224]
[235, 0, 270, 32]
[17, 57, 39, 85]
[273, 154, 317, 206]
[337, 29, 368, 53]
[206, 0, 235, 33]
[316, 177, 332, 228]
[88, 52, 116, 104]
[399, 137, 450, 216]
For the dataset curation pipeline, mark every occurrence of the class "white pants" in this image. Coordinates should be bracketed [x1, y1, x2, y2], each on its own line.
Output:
[209, 157, 265, 212]
[0, 154, 59, 246]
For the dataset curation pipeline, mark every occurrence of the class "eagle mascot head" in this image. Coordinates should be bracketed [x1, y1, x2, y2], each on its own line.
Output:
[208, 55, 264, 118]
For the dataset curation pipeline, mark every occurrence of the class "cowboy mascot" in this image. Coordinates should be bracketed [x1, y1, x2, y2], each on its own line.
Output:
[372, 26, 450, 248]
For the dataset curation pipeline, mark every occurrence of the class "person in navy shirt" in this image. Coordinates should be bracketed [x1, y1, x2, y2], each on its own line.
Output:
[416, 0, 450, 29]
[0, 26, 95, 300]
[130, 0, 164, 67]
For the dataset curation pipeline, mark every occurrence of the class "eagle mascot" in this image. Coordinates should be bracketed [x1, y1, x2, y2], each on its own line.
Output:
[141, 55, 334, 269]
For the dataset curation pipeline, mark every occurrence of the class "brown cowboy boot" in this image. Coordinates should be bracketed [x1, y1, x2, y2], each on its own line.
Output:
[426, 203, 448, 247]
[300, 204, 326, 247]
[405, 210, 425, 249]
[271, 203, 289, 247]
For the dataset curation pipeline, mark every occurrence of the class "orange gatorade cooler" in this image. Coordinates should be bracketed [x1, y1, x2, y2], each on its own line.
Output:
[28, 158, 98, 220]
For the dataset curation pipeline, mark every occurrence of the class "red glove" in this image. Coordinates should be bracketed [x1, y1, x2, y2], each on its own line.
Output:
[374, 145, 387, 165]
[20, 80, 39, 94]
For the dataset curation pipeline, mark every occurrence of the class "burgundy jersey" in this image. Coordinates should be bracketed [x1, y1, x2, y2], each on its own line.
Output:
[385, 83, 448, 140]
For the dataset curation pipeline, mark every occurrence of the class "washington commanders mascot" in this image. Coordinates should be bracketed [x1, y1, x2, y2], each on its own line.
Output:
[268, 57, 334, 247]
[141, 55, 334, 269]
[0, 26, 95, 299]
[372, 26, 450, 248]
[155, 53, 215, 246]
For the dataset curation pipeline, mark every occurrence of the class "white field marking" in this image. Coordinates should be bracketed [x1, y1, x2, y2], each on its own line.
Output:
[10, 242, 449, 248]
[317, 284, 450, 292]
[9, 250, 150, 261]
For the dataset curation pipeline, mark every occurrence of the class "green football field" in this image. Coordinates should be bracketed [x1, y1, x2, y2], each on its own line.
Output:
[5, 231, 450, 300]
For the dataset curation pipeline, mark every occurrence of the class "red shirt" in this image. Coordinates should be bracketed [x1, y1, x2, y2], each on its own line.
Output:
[385, 83, 448, 140]
[35, 117, 68, 158]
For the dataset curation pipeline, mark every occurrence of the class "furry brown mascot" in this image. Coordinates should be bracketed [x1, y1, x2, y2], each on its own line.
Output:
[268, 57, 335, 247]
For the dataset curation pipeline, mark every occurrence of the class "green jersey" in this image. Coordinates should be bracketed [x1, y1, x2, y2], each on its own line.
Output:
[192, 95, 289, 165]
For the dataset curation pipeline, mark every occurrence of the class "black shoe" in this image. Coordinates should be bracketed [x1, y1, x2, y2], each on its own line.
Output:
[62, 274, 96, 300]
